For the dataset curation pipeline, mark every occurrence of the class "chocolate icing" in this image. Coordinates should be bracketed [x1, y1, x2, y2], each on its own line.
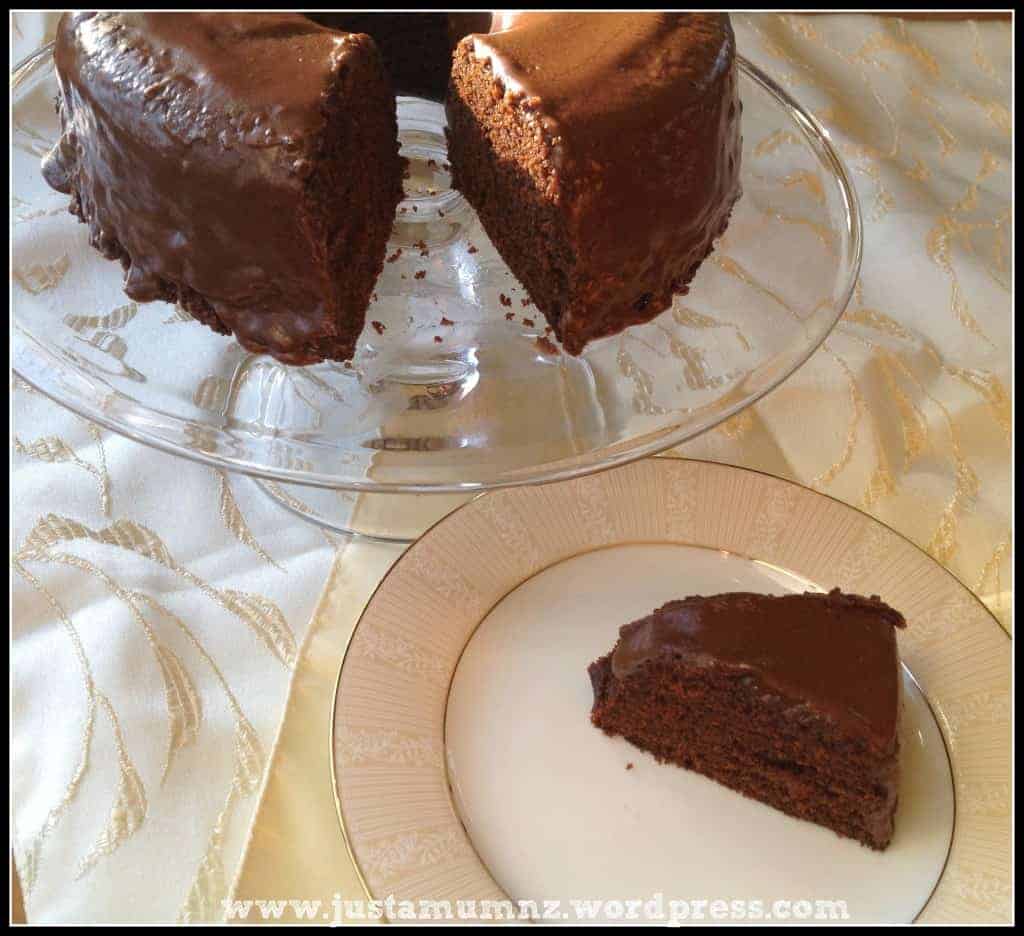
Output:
[611, 589, 905, 751]
[480, 13, 734, 118]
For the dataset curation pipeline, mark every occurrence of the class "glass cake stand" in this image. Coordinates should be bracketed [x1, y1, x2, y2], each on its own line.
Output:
[13, 45, 861, 541]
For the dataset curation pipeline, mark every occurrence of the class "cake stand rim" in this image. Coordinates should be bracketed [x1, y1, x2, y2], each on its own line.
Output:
[13, 47, 863, 495]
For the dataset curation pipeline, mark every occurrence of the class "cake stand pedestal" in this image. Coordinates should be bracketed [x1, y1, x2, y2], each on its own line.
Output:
[256, 479, 475, 543]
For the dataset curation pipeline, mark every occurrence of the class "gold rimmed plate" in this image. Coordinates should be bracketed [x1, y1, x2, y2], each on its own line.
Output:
[331, 458, 1010, 923]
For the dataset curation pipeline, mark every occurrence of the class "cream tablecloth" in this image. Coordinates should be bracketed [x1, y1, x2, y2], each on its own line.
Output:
[11, 12, 1011, 923]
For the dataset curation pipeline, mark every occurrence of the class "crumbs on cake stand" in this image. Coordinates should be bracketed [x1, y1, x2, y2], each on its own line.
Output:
[536, 335, 559, 356]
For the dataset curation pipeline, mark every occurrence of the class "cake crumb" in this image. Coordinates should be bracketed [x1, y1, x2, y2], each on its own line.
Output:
[399, 206, 407, 213]
[522, 317, 535, 327]
[434, 335, 443, 343]
[438, 209, 445, 217]
[626, 762, 634, 771]
[440, 316, 454, 326]
[386, 248, 402, 263]
[427, 158, 438, 168]
[467, 244, 478, 254]
[521, 297, 533, 307]
[505, 312, 515, 321]
[499, 293, 512, 307]
[536, 335, 559, 355]
[412, 205, 418, 212]
[414, 270, 426, 280]
[371, 321, 385, 335]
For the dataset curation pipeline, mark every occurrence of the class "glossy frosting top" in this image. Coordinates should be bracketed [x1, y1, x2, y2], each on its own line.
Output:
[475, 12, 734, 133]
[51, 12, 361, 154]
[611, 589, 906, 749]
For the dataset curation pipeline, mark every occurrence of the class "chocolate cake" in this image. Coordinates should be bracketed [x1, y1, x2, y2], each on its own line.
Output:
[447, 13, 742, 354]
[42, 12, 742, 363]
[588, 589, 906, 850]
[42, 12, 404, 365]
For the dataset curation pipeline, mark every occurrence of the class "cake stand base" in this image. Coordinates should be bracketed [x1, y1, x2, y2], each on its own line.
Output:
[255, 478, 476, 543]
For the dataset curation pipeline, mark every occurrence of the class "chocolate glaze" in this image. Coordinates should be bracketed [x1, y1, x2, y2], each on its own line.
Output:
[42, 12, 402, 364]
[481, 13, 733, 117]
[611, 589, 905, 751]
[462, 12, 742, 353]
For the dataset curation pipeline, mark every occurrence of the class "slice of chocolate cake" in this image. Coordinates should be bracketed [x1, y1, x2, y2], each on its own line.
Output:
[588, 589, 906, 850]
[447, 13, 742, 355]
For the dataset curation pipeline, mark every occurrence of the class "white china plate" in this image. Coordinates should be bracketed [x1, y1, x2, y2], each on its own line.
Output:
[331, 459, 1010, 923]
